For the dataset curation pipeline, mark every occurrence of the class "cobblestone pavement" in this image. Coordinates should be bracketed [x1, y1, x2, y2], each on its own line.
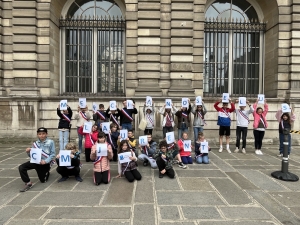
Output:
[1, 139, 300, 225]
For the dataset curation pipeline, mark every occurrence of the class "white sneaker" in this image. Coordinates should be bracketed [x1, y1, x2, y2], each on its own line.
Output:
[277, 153, 283, 157]
[219, 147, 223, 153]
[234, 147, 239, 153]
[242, 148, 246, 154]
[258, 150, 263, 155]
[227, 148, 231, 154]
[255, 150, 260, 155]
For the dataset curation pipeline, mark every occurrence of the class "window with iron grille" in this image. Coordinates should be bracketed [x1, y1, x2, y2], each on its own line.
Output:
[204, 0, 266, 97]
[60, 0, 125, 96]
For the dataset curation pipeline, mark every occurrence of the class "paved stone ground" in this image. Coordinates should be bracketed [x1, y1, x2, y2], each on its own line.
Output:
[1, 139, 300, 225]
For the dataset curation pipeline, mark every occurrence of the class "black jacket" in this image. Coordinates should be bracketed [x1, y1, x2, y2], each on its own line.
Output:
[57, 107, 72, 129]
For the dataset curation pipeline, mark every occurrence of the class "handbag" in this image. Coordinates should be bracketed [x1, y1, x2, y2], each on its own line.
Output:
[138, 118, 147, 130]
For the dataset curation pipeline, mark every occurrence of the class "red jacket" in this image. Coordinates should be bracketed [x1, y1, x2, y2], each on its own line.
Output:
[78, 126, 98, 148]
[178, 139, 191, 157]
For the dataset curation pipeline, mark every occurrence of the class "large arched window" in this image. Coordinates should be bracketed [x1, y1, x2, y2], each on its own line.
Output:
[60, 0, 125, 96]
[204, 0, 266, 97]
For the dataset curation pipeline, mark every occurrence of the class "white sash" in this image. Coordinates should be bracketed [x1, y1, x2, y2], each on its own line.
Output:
[146, 114, 154, 126]
[238, 110, 249, 124]
[80, 111, 88, 121]
[121, 109, 133, 121]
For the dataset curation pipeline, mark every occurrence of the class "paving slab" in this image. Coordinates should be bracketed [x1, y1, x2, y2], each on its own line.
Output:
[159, 223, 195, 225]
[46, 178, 80, 191]
[7, 220, 46, 225]
[134, 176, 154, 203]
[226, 160, 270, 166]
[73, 176, 110, 191]
[0, 179, 24, 205]
[0, 206, 22, 224]
[156, 191, 226, 206]
[269, 192, 300, 207]
[14, 206, 49, 219]
[154, 175, 181, 190]
[47, 221, 130, 225]
[175, 170, 226, 178]
[6, 192, 40, 205]
[237, 170, 288, 191]
[159, 206, 181, 220]
[198, 221, 277, 225]
[219, 206, 273, 220]
[133, 204, 155, 225]
[225, 172, 259, 190]
[179, 178, 213, 191]
[208, 157, 236, 172]
[215, 152, 237, 160]
[181, 206, 221, 219]
[247, 190, 300, 225]
[30, 191, 103, 206]
[0, 177, 15, 188]
[44, 207, 131, 219]
[185, 163, 219, 170]
[209, 178, 253, 205]
[102, 177, 134, 205]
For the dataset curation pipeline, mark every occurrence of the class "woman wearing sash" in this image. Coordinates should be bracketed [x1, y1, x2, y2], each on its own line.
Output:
[143, 102, 155, 135]
[253, 98, 268, 155]
[57, 104, 73, 150]
[191, 101, 207, 147]
[234, 100, 253, 154]
[90, 132, 113, 185]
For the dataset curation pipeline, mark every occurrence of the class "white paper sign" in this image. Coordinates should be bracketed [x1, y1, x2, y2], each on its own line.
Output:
[200, 142, 209, 153]
[282, 103, 291, 113]
[139, 136, 148, 146]
[92, 102, 98, 112]
[83, 121, 93, 133]
[183, 140, 192, 152]
[59, 150, 71, 166]
[146, 96, 152, 106]
[60, 100, 68, 110]
[166, 131, 175, 144]
[118, 152, 132, 163]
[165, 99, 172, 109]
[96, 144, 108, 157]
[30, 148, 42, 164]
[110, 101, 117, 110]
[258, 94, 265, 104]
[222, 93, 229, 103]
[101, 122, 110, 134]
[120, 129, 128, 141]
[127, 100, 133, 109]
[196, 96, 202, 106]
[238, 97, 247, 107]
[182, 98, 189, 108]
[79, 98, 87, 108]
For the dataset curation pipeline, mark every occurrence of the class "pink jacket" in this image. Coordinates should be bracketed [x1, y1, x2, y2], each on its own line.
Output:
[253, 103, 268, 129]
[78, 126, 98, 148]
[90, 142, 113, 172]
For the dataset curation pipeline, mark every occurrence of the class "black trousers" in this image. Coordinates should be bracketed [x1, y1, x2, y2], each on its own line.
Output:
[253, 130, 265, 149]
[236, 126, 248, 148]
[163, 126, 173, 138]
[94, 170, 110, 185]
[112, 148, 118, 162]
[144, 129, 153, 135]
[85, 148, 91, 162]
[156, 158, 175, 178]
[124, 169, 142, 182]
[56, 166, 80, 177]
[19, 161, 50, 183]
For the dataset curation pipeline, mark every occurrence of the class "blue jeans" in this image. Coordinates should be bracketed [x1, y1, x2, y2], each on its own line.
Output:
[178, 128, 188, 139]
[59, 130, 69, 150]
[121, 123, 132, 131]
[279, 133, 291, 154]
[196, 155, 209, 164]
[77, 127, 83, 153]
[193, 126, 203, 146]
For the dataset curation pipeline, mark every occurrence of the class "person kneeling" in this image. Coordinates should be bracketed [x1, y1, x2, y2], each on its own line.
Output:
[153, 140, 175, 179]
[56, 143, 83, 182]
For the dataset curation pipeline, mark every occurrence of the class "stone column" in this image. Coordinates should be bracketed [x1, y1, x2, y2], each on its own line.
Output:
[168, 0, 194, 97]
[135, 0, 162, 96]
[0, 0, 3, 95]
[125, 0, 138, 97]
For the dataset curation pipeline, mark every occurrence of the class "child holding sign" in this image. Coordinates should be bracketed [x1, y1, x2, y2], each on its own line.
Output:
[78, 124, 98, 162]
[19, 127, 56, 192]
[153, 140, 175, 179]
[177, 132, 193, 165]
[143, 102, 155, 135]
[116, 140, 142, 182]
[93, 104, 108, 131]
[107, 123, 120, 162]
[106, 102, 120, 129]
[159, 103, 178, 138]
[56, 143, 83, 182]
[175, 99, 192, 139]
[253, 98, 268, 155]
[57, 104, 72, 151]
[74, 105, 91, 153]
[195, 132, 210, 164]
[138, 134, 157, 168]
[275, 108, 295, 157]
[120, 99, 138, 130]
[191, 100, 207, 147]
[90, 132, 113, 185]
[214, 97, 235, 153]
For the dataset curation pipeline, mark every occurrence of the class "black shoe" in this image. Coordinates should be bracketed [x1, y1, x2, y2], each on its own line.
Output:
[58, 177, 69, 183]
[143, 161, 149, 167]
[75, 176, 83, 182]
[45, 172, 50, 182]
[159, 173, 164, 178]
[20, 183, 33, 192]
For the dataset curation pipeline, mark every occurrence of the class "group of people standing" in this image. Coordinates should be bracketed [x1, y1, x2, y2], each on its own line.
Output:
[17, 97, 295, 192]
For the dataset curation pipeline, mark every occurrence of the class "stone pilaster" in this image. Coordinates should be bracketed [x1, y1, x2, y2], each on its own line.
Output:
[168, 0, 194, 96]
[125, 0, 138, 97]
[0, 0, 3, 95]
[135, 0, 162, 96]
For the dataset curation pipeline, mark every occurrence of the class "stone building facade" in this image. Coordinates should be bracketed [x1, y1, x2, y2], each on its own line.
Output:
[0, 0, 299, 141]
